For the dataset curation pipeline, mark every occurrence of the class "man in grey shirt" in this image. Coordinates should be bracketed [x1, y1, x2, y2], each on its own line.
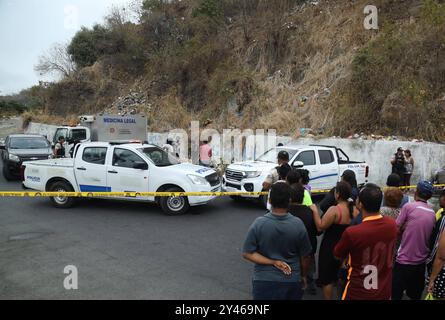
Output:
[243, 181, 312, 300]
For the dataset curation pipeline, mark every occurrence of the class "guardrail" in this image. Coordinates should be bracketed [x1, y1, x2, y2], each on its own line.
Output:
[1, 184, 444, 198]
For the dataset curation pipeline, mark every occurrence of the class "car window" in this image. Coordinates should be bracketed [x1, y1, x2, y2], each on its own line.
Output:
[319, 150, 335, 164]
[113, 148, 145, 168]
[9, 137, 50, 150]
[296, 151, 316, 166]
[82, 147, 107, 165]
[53, 129, 68, 144]
[70, 129, 87, 141]
[256, 148, 298, 163]
[138, 147, 180, 167]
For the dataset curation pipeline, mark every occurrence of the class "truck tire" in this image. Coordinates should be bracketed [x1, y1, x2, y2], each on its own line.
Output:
[159, 187, 190, 216]
[2, 165, 15, 181]
[49, 181, 76, 209]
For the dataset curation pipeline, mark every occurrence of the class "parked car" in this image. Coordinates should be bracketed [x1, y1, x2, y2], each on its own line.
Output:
[223, 144, 369, 205]
[22, 141, 221, 215]
[0, 134, 52, 181]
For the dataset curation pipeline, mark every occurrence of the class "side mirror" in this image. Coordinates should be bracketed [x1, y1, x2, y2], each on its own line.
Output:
[133, 161, 148, 170]
[0, 146, 5, 150]
[293, 161, 304, 168]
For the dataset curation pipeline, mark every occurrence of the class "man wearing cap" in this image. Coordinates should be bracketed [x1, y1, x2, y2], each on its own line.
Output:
[390, 147, 406, 185]
[392, 181, 437, 300]
[262, 150, 290, 192]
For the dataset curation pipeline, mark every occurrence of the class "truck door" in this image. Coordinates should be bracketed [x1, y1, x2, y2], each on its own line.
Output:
[106, 147, 150, 196]
[75, 146, 109, 192]
[293, 150, 320, 189]
[317, 149, 339, 190]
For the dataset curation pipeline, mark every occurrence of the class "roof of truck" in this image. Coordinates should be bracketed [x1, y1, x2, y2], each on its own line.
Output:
[81, 141, 157, 149]
[279, 144, 334, 150]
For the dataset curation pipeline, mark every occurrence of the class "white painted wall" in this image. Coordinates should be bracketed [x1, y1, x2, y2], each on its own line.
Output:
[282, 137, 445, 186]
[24, 122, 58, 142]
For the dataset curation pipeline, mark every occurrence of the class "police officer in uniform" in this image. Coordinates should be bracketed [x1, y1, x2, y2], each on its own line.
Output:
[391, 147, 406, 185]
[54, 136, 66, 158]
[262, 150, 291, 191]
[260, 150, 290, 208]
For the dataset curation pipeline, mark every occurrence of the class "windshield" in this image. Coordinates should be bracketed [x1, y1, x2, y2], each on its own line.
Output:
[138, 147, 180, 167]
[53, 128, 68, 144]
[9, 137, 50, 150]
[256, 148, 298, 163]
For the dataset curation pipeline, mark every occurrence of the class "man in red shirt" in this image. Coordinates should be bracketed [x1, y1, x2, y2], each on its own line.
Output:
[334, 183, 398, 300]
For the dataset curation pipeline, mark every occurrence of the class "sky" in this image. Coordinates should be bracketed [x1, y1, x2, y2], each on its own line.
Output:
[0, 0, 135, 95]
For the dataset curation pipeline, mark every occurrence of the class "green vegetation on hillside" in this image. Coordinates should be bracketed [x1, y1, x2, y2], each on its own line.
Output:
[12, 0, 445, 141]
[336, 0, 445, 140]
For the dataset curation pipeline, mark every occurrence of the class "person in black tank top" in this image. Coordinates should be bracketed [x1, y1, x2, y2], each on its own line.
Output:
[312, 181, 356, 300]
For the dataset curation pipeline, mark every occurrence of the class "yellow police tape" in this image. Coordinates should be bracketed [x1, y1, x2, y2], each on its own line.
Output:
[0, 185, 444, 198]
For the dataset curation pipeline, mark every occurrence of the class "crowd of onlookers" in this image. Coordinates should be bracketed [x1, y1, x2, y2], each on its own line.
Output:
[242, 149, 445, 300]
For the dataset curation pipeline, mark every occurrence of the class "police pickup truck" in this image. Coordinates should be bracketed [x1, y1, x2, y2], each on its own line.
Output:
[22, 142, 221, 215]
[223, 144, 369, 202]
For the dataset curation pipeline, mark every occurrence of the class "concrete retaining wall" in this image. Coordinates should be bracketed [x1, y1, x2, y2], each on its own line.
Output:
[24, 122, 58, 142]
[282, 137, 445, 186]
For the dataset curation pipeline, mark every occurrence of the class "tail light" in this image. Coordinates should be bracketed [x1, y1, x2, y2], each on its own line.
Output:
[20, 165, 26, 182]
[365, 166, 369, 178]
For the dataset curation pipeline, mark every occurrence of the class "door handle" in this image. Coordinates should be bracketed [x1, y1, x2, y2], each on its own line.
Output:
[108, 170, 118, 174]
[77, 167, 87, 171]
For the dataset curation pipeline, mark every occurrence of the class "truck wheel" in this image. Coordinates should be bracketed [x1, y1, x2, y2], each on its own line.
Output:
[159, 187, 190, 216]
[2, 165, 15, 181]
[49, 181, 76, 209]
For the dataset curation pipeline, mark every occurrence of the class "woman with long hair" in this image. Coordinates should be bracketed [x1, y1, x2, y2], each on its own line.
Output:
[319, 170, 359, 214]
[404, 150, 414, 188]
[312, 181, 356, 300]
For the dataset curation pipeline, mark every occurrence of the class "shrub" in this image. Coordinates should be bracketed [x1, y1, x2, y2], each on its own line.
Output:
[193, 0, 223, 18]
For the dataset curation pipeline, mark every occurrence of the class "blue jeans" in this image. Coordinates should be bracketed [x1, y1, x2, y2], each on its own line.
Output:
[252, 280, 303, 300]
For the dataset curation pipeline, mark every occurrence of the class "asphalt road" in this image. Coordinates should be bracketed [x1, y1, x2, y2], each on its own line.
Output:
[0, 160, 326, 300]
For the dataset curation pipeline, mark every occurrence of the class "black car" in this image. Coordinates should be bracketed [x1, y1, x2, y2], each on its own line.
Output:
[0, 134, 52, 181]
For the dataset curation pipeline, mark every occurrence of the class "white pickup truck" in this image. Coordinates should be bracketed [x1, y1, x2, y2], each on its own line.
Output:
[223, 144, 369, 202]
[22, 142, 221, 215]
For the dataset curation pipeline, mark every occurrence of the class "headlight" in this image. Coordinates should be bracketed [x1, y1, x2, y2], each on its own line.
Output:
[244, 171, 262, 179]
[8, 154, 20, 162]
[187, 174, 209, 185]
[48, 155, 54, 159]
